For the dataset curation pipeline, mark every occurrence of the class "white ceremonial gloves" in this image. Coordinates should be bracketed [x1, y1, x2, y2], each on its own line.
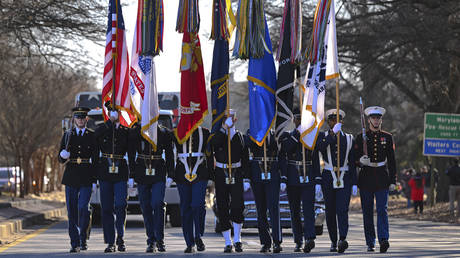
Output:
[109, 111, 119, 121]
[224, 117, 233, 128]
[352, 185, 358, 196]
[128, 178, 134, 188]
[333, 123, 342, 134]
[359, 155, 371, 166]
[315, 184, 322, 196]
[60, 150, 70, 159]
[389, 184, 396, 192]
[280, 183, 287, 192]
[243, 182, 251, 192]
[92, 183, 97, 193]
[166, 177, 173, 188]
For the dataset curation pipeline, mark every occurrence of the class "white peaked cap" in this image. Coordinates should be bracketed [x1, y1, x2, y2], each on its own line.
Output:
[364, 106, 386, 116]
[325, 109, 346, 119]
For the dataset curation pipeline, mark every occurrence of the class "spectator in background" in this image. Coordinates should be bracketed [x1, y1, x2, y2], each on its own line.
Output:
[401, 169, 414, 208]
[446, 158, 460, 221]
[422, 166, 438, 205]
[409, 172, 425, 214]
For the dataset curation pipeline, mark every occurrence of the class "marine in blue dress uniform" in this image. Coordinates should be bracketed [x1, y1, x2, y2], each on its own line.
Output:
[316, 109, 357, 253]
[58, 106, 98, 253]
[173, 126, 213, 253]
[279, 109, 321, 253]
[354, 106, 396, 253]
[244, 129, 282, 253]
[210, 110, 249, 253]
[128, 123, 174, 253]
[94, 102, 131, 253]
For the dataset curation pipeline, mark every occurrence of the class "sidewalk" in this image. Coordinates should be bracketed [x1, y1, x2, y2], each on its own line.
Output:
[0, 195, 66, 243]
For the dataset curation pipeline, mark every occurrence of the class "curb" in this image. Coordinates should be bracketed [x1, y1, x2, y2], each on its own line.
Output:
[0, 206, 67, 241]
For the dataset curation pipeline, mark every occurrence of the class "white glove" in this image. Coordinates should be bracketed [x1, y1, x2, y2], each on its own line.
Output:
[332, 123, 342, 134]
[359, 155, 371, 166]
[280, 183, 286, 192]
[166, 177, 173, 188]
[352, 185, 358, 196]
[60, 150, 70, 159]
[243, 182, 251, 192]
[92, 183, 97, 193]
[224, 117, 233, 128]
[109, 111, 119, 120]
[389, 184, 396, 191]
[128, 178, 134, 188]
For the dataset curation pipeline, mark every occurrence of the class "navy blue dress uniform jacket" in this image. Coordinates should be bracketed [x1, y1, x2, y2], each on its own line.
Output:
[316, 130, 357, 185]
[128, 124, 174, 184]
[58, 128, 98, 187]
[173, 127, 214, 184]
[94, 120, 131, 182]
[354, 130, 397, 192]
[211, 128, 250, 179]
[244, 130, 281, 183]
[279, 130, 321, 185]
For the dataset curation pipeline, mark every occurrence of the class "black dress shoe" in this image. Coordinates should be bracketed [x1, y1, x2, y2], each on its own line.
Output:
[184, 246, 195, 253]
[156, 240, 166, 252]
[380, 239, 390, 253]
[69, 246, 80, 253]
[330, 242, 337, 252]
[260, 244, 271, 253]
[80, 242, 87, 251]
[273, 243, 282, 253]
[338, 240, 349, 253]
[224, 245, 233, 253]
[116, 236, 126, 252]
[146, 243, 155, 253]
[104, 244, 116, 253]
[367, 245, 375, 252]
[303, 239, 315, 253]
[195, 237, 205, 251]
[294, 242, 302, 252]
[234, 242, 243, 252]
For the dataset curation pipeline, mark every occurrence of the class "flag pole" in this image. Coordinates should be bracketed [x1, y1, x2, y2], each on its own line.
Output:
[335, 78, 341, 187]
[226, 82, 232, 183]
[297, 70, 306, 182]
[111, 0, 119, 172]
[263, 140, 267, 179]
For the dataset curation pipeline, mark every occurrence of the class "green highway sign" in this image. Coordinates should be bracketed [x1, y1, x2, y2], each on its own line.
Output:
[423, 112, 460, 157]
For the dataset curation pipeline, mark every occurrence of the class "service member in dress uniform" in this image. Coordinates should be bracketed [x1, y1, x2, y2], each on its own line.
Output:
[94, 102, 131, 253]
[354, 106, 396, 253]
[244, 129, 283, 253]
[173, 126, 213, 253]
[128, 122, 174, 253]
[211, 109, 249, 253]
[58, 106, 98, 253]
[279, 108, 321, 253]
[316, 109, 357, 253]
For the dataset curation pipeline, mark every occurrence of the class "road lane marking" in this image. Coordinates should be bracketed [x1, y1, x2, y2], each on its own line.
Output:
[0, 221, 58, 253]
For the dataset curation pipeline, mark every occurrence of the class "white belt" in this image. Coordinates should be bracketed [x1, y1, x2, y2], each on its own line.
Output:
[177, 152, 205, 158]
[367, 160, 387, 167]
[215, 161, 241, 169]
[324, 164, 349, 171]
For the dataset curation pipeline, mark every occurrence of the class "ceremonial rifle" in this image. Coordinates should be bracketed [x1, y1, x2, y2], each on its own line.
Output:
[359, 97, 368, 156]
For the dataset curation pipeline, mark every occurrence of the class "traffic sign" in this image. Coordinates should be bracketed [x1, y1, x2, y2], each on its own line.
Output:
[423, 112, 460, 157]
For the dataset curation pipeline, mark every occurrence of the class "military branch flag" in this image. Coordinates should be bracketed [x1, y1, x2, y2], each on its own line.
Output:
[275, 0, 302, 142]
[102, 0, 135, 127]
[248, 19, 277, 146]
[174, 0, 208, 144]
[299, 0, 338, 149]
[208, 0, 230, 151]
[129, 0, 164, 150]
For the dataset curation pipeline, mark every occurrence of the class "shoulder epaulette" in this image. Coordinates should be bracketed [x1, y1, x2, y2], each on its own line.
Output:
[380, 130, 392, 136]
[87, 128, 95, 133]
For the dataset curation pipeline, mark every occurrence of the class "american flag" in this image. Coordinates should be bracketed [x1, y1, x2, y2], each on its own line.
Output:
[102, 0, 135, 127]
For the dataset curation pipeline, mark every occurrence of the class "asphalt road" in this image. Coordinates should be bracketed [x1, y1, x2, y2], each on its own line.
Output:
[1, 211, 459, 257]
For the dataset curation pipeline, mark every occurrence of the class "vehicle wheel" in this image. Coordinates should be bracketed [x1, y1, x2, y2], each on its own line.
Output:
[91, 204, 101, 226]
[168, 204, 181, 227]
[315, 224, 323, 236]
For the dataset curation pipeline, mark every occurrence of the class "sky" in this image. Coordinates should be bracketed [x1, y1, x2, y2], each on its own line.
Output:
[91, 0, 248, 93]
